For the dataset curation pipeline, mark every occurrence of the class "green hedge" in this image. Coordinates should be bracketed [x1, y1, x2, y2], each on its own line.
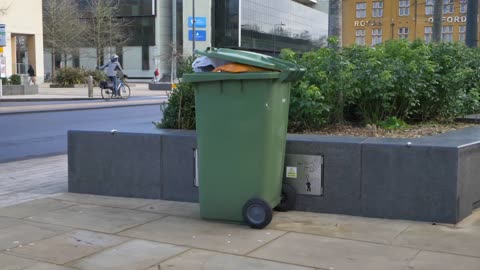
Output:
[283, 39, 480, 131]
[159, 40, 480, 132]
[54, 67, 107, 86]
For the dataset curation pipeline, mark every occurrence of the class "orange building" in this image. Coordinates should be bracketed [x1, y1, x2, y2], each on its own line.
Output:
[342, 0, 478, 46]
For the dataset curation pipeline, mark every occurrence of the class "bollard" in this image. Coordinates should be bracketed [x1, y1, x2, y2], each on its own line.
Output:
[87, 75, 93, 98]
[0, 78, 2, 97]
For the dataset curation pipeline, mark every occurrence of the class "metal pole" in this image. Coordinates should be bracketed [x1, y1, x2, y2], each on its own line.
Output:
[192, 0, 196, 55]
[87, 76, 93, 98]
[172, 0, 177, 82]
[0, 76, 3, 98]
[273, 27, 276, 56]
[466, 0, 478, 47]
[238, 0, 242, 48]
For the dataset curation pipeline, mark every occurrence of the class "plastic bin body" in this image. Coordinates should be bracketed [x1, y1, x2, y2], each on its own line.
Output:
[189, 72, 290, 222]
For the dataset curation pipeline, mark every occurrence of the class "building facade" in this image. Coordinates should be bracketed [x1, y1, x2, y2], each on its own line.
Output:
[343, 0, 476, 46]
[0, 0, 44, 83]
[44, 0, 328, 79]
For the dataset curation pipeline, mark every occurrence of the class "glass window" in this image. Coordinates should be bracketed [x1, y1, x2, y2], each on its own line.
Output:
[372, 2, 383, 17]
[356, 29, 366, 45]
[356, 2, 367, 18]
[398, 27, 409, 39]
[425, 0, 434, 15]
[459, 25, 466, 42]
[372, 28, 382, 45]
[220, 0, 328, 52]
[442, 25, 453, 42]
[123, 17, 156, 46]
[443, 0, 454, 14]
[460, 0, 467, 13]
[399, 0, 410, 16]
[79, 0, 156, 16]
[425, 26, 432, 43]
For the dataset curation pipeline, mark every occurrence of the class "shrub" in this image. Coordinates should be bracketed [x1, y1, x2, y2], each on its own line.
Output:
[157, 40, 480, 132]
[155, 82, 196, 129]
[9, 74, 22, 85]
[55, 67, 87, 86]
[176, 55, 195, 78]
[85, 69, 107, 85]
[378, 116, 408, 130]
[1, 77, 7, 85]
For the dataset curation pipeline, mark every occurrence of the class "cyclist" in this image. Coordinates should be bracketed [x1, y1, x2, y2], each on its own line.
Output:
[97, 55, 124, 96]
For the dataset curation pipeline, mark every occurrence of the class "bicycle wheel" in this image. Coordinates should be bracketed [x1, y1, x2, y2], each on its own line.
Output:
[119, 84, 131, 100]
[101, 87, 113, 101]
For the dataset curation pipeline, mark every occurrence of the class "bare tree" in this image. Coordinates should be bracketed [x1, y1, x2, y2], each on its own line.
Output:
[82, 0, 131, 67]
[432, 0, 442, 43]
[0, 0, 12, 15]
[43, 0, 86, 78]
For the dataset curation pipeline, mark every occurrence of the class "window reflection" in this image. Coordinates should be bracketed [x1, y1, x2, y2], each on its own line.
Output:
[214, 0, 328, 52]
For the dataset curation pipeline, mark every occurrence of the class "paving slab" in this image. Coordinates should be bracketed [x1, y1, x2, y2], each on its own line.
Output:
[155, 249, 314, 270]
[22, 262, 77, 270]
[249, 232, 419, 270]
[0, 223, 69, 251]
[52, 193, 154, 210]
[136, 200, 200, 218]
[68, 239, 188, 270]
[271, 211, 413, 244]
[457, 209, 480, 228]
[0, 198, 75, 219]
[119, 216, 286, 255]
[0, 155, 67, 207]
[0, 253, 37, 270]
[27, 204, 163, 234]
[6, 230, 129, 265]
[0, 216, 23, 229]
[393, 223, 480, 258]
[407, 251, 480, 270]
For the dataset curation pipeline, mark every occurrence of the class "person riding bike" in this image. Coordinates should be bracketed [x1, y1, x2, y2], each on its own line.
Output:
[97, 55, 124, 96]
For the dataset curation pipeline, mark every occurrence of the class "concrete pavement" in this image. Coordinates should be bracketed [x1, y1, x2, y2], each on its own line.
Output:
[1, 155, 480, 269]
[0, 83, 169, 115]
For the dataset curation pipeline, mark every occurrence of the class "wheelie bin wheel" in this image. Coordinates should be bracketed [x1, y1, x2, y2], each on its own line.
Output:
[274, 183, 297, 212]
[243, 198, 273, 229]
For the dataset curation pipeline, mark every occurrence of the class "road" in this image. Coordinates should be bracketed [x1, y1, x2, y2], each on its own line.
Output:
[0, 105, 163, 163]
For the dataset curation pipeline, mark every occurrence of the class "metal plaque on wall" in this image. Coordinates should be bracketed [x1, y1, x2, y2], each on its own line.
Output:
[284, 154, 323, 196]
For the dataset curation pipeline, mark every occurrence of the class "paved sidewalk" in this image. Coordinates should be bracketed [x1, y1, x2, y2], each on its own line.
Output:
[0, 155, 67, 207]
[1, 83, 168, 100]
[0, 83, 168, 114]
[1, 156, 480, 269]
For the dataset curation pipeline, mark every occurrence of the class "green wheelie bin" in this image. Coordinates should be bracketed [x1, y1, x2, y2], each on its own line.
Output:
[183, 48, 304, 229]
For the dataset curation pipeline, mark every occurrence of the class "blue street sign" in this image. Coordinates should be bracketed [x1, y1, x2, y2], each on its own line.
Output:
[189, 30, 207, 41]
[188, 17, 207, 28]
[0, 25, 6, 47]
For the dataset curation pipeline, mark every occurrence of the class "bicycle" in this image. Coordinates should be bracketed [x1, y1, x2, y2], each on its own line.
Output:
[100, 75, 131, 101]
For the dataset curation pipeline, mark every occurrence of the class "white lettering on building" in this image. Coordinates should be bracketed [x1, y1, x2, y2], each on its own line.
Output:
[428, 16, 467, 23]
[353, 20, 383, 27]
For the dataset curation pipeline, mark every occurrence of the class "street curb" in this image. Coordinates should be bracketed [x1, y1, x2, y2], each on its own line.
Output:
[0, 97, 105, 102]
[0, 100, 167, 115]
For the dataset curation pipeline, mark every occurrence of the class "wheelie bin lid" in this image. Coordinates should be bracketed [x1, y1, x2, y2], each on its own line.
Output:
[183, 47, 305, 83]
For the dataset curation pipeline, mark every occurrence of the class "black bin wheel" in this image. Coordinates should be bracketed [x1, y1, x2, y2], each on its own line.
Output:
[242, 198, 273, 229]
[274, 183, 297, 212]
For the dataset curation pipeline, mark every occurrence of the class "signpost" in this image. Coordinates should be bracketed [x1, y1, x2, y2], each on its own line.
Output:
[188, 30, 207, 41]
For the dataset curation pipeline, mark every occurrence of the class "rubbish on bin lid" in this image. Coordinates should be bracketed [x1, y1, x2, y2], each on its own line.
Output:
[192, 56, 230, 72]
[212, 63, 273, 73]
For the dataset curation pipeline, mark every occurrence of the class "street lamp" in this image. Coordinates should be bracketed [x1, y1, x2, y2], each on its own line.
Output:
[192, 0, 196, 55]
[273, 22, 285, 56]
